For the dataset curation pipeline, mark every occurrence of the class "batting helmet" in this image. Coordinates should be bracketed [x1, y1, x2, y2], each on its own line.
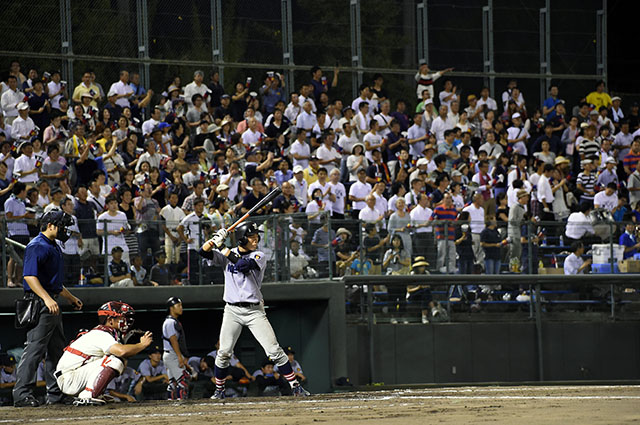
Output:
[167, 296, 182, 311]
[235, 222, 263, 247]
[98, 301, 135, 332]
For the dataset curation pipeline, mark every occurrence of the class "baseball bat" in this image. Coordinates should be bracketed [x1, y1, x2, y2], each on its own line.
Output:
[226, 186, 282, 233]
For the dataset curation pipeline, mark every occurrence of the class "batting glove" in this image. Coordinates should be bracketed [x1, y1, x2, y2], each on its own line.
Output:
[215, 228, 228, 240]
[211, 234, 226, 249]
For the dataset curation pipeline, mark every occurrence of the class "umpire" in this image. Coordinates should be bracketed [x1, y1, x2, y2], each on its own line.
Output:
[12, 210, 83, 407]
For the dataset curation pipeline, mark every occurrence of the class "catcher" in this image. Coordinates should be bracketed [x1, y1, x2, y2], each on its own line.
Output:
[54, 301, 152, 406]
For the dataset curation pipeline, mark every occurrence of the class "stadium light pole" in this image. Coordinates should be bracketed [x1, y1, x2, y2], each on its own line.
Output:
[281, 0, 294, 94]
[350, 0, 363, 99]
[211, 0, 224, 86]
[59, 0, 73, 89]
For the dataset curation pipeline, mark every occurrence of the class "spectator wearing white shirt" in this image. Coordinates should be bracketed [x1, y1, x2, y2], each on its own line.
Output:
[11, 102, 36, 141]
[308, 167, 334, 210]
[536, 164, 555, 221]
[289, 166, 309, 209]
[316, 131, 341, 175]
[327, 168, 347, 219]
[136, 137, 164, 172]
[241, 117, 262, 148]
[363, 120, 383, 162]
[374, 100, 393, 137]
[290, 130, 311, 170]
[501, 80, 525, 110]
[410, 193, 434, 263]
[351, 84, 370, 116]
[1, 75, 24, 124]
[141, 106, 162, 137]
[183, 70, 211, 108]
[284, 92, 302, 125]
[478, 131, 504, 169]
[446, 101, 460, 128]
[507, 113, 530, 156]
[430, 105, 451, 143]
[564, 203, 597, 245]
[477, 86, 498, 112]
[359, 194, 384, 228]
[13, 140, 40, 184]
[593, 182, 619, 212]
[462, 194, 485, 265]
[408, 113, 429, 157]
[348, 169, 372, 218]
[564, 241, 591, 275]
[96, 194, 130, 263]
[615, 121, 634, 161]
[47, 70, 66, 110]
[355, 102, 370, 136]
[108, 70, 135, 108]
[438, 80, 458, 109]
[296, 101, 317, 137]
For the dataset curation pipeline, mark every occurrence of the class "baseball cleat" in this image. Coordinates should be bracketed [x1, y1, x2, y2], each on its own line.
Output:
[292, 384, 310, 397]
[210, 388, 225, 400]
[72, 397, 107, 406]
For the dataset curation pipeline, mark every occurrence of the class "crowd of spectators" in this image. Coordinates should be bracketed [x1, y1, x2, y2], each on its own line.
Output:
[1, 59, 640, 290]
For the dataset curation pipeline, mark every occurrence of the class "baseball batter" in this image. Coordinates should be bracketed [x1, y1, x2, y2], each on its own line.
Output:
[162, 296, 190, 400]
[199, 221, 310, 399]
[54, 301, 152, 405]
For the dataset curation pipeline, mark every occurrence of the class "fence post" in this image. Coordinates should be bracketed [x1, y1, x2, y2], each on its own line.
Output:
[59, 0, 73, 89]
[281, 0, 294, 96]
[416, 1, 429, 67]
[1, 217, 6, 288]
[103, 220, 109, 287]
[350, 0, 363, 99]
[136, 0, 150, 112]
[539, 1, 551, 108]
[482, 0, 495, 97]
[211, 0, 224, 85]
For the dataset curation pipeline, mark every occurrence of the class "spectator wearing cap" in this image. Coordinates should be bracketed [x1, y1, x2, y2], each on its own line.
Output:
[137, 345, 169, 400]
[593, 182, 619, 212]
[11, 102, 36, 141]
[72, 71, 101, 106]
[213, 94, 232, 124]
[586, 80, 612, 110]
[108, 246, 134, 287]
[286, 165, 307, 209]
[577, 159, 597, 207]
[507, 189, 529, 270]
[597, 157, 619, 188]
[507, 112, 530, 156]
[275, 346, 306, 385]
[1, 354, 17, 404]
[407, 256, 436, 323]
[1, 75, 24, 124]
[610, 96, 624, 128]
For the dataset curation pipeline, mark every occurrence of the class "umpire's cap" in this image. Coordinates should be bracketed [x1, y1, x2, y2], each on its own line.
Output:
[235, 222, 263, 247]
[167, 296, 182, 310]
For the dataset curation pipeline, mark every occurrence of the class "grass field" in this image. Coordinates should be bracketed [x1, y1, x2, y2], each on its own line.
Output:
[2, 385, 639, 424]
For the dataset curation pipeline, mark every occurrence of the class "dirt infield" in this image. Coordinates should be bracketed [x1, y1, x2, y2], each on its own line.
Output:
[2, 385, 640, 424]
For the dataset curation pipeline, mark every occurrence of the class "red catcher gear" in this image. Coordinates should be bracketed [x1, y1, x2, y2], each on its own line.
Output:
[97, 301, 135, 333]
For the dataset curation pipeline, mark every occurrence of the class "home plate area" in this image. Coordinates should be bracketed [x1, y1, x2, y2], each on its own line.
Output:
[2, 385, 640, 424]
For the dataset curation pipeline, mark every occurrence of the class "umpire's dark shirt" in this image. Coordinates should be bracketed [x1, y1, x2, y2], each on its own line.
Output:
[23, 233, 64, 295]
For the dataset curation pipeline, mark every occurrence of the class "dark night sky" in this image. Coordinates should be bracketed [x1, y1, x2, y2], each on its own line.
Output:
[607, 0, 640, 95]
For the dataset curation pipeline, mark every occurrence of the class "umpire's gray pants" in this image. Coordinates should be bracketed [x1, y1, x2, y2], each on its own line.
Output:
[13, 298, 66, 403]
[215, 303, 288, 370]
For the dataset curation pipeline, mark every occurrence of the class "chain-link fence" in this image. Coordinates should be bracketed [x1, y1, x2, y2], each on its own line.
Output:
[0, 0, 612, 112]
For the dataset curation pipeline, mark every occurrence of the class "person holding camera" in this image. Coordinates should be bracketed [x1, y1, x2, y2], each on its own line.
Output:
[13, 211, 83, 407]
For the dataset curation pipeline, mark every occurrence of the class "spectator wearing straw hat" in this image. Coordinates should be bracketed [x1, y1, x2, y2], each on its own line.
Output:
[406, 256, 435, 324]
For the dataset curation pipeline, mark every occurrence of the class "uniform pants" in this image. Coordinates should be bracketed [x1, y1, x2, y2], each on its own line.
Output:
[162, 351, 185, 382]
[13, 299, 66, 403]
[436, 239, 456, 274]
[472, 233, 485, 265]
[215, 303, 288, 370]
[56, 355, 124, 397]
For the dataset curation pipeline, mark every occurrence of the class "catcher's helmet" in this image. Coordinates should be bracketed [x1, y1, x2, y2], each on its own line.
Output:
[167, 296, 182, 311]
[235, 222, 263, 247]
[98, 301, 135, 332]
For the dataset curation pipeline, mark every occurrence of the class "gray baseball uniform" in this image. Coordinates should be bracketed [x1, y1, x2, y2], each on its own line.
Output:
[206, 248, 289, 370]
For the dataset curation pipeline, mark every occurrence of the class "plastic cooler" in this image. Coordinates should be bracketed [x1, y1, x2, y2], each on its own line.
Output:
[591, 244, 624, 264]
[591, 263, 620, 274]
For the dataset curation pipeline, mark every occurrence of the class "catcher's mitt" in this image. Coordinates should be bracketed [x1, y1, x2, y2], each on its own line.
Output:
[123, 328, 146, 345]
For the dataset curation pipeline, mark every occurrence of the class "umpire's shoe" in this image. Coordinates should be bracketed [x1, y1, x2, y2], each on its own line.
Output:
[211, 388, 225, 400]
[292, 384, 310, 397]
[14, 395, 40, 407]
